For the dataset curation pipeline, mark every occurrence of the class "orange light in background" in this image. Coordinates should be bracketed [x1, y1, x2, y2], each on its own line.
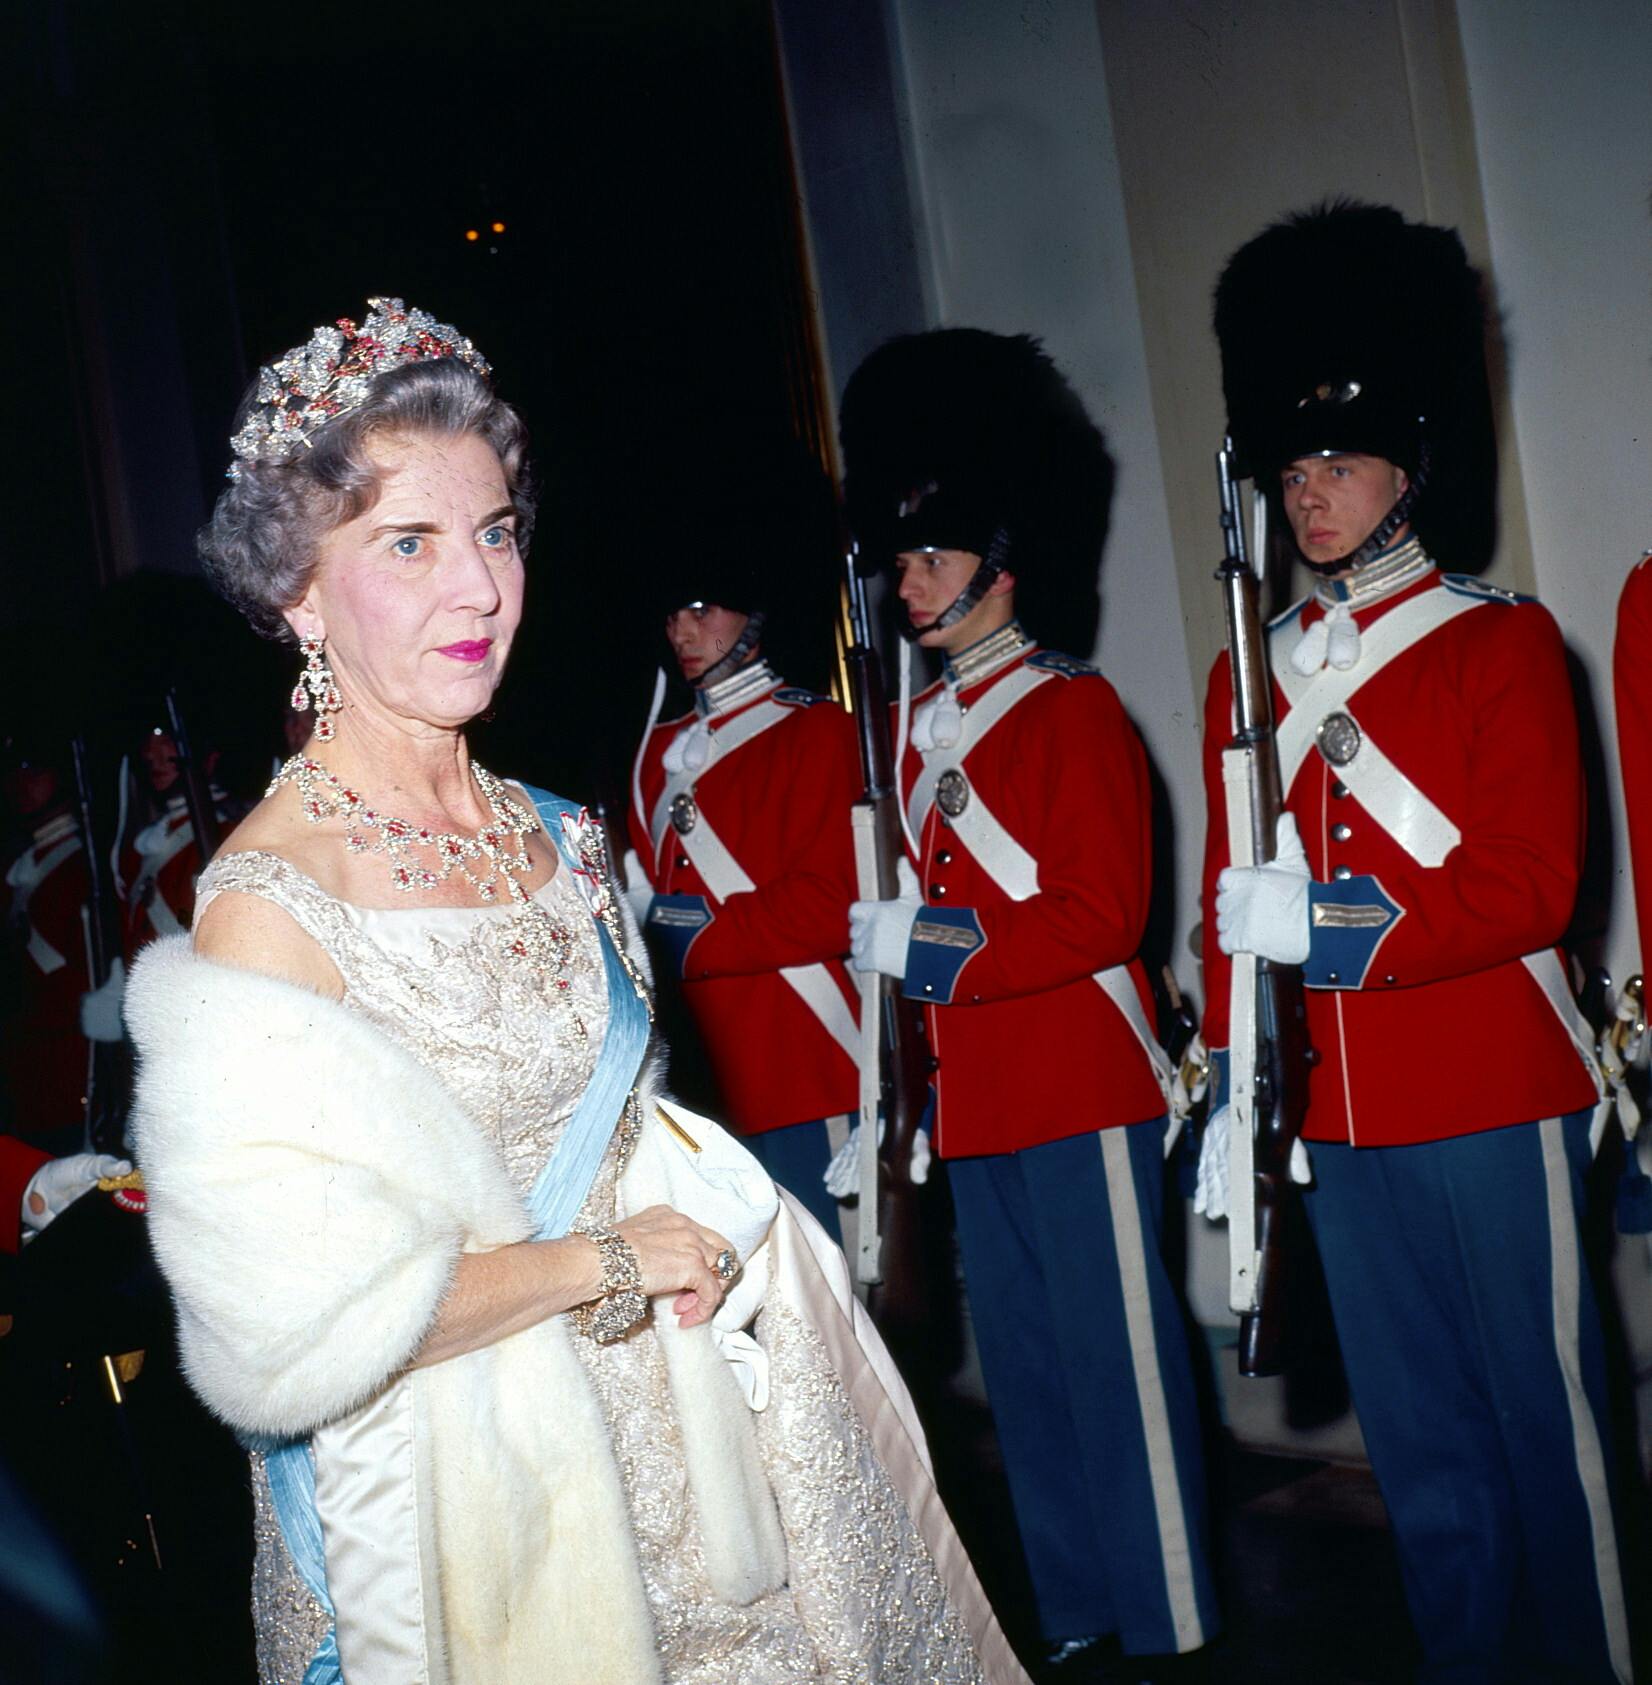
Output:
[465, 229, 480, 242]
[491, 221, 506, 234]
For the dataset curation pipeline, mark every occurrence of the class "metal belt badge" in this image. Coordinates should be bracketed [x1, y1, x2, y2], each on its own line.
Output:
[1315, 712, 1362, 767]
[936, 768, 971, 817]
[669, 791, 699, 835]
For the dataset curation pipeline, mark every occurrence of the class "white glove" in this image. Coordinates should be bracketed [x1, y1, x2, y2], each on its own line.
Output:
[823, 1118, 930, 1197]
[1215, 813, 1311, 965]
[78, 959, 127, 1043]
[848, 857, 922, 978]
[23, 1153, 132, 1237]
[621, 848, 654, 927]
[1194, 1104, 1230, 1219]
[1193, 1106, 1312, 1222]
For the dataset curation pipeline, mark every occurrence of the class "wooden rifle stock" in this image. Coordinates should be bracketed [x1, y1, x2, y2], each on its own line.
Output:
[842, 559, 933, 1343]
[1215, 443, 1309, 1378]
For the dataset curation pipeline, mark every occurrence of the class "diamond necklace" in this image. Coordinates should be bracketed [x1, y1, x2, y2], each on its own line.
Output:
[267, 753, 569, 969]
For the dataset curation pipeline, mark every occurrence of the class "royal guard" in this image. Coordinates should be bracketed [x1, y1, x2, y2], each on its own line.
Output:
[115, 724, 236, 958]
[1202, 202, 1630, 1681]
[841, 329, 1218, 1682]
[626, 439, 862, 1237]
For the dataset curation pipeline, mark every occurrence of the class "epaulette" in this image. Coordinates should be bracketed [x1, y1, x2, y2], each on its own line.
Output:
[774, 686, 825, 707]
[1442, 573, 1530, 605]
[1024, 650, 1097, 679]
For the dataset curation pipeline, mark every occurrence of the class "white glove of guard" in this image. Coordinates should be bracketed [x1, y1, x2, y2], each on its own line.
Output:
[78, 959, 127, 1043]
[621, 848, 654, 927]
[1193, 1104, 1312, 1221]
[848, 857, 922, 978]
[1194, 1104, 1231, 1219]
[823, 1118, 931, 1197]
[1215, 813, 1312, 965]
[23, 1153, 132, 1237]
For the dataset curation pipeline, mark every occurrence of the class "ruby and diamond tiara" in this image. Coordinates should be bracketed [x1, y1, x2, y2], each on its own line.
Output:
[227, 296, 490, 478]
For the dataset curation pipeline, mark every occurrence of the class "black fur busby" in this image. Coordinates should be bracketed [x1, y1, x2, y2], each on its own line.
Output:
[838, 329, 1113, 592]
[1214, 199, 1496, 568]
[626, 428, 842, 690]
[635, 431, 838, 620]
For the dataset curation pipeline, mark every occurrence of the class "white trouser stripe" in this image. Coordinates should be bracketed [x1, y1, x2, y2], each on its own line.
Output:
[1098, 1128, 1204, 1652]
[1537, 1116, 1631, 1685]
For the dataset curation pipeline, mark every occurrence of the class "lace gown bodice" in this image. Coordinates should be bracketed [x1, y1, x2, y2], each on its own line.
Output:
[194, 849, 850, 1685]
[197, 849, 611, 1196]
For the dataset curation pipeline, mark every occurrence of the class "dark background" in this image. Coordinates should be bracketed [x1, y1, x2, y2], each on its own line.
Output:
[2, 0, 833, 818]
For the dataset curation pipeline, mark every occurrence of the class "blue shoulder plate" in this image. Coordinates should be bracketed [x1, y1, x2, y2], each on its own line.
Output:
[774, 686, 824, 707]
[1025, 649, 1097, 679]
[1442, 573, 1530, 606]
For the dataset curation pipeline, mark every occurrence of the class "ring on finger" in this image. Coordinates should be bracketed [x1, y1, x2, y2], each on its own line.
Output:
[713, 1247, 739, 1282]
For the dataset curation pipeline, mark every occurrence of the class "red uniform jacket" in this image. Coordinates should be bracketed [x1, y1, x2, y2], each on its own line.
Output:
[1614, 554, 1652, 970]
[0, 1135, 49, 1253]
[629, 682, 862, 1134]
[894, 647, 1166, 1159]
[1202, 569, 1599, 1146]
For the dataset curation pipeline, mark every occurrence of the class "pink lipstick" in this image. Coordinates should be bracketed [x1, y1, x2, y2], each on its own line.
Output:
[438, 639, 492, 663]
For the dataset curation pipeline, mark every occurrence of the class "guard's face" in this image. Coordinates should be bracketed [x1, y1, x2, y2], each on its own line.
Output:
[1281, 453, 1409, 568]
[894, 548, 1014, 652]
[288, 430, 524, 736]
[895, 549, 978, 646]
[141, 731, 181, 795]
[665, 604, 749, 684]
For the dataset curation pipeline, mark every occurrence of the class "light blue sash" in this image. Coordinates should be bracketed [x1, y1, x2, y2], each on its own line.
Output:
[267, 787, 651, 1682]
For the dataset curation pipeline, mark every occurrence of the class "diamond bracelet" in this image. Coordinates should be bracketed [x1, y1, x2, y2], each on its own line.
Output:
[570, 1224, 648, 1344]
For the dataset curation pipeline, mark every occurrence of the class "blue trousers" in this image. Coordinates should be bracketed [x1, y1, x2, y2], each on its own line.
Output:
[949, 1119, 1219, 1655]
[1307, 1111, 1631, 1685]
[740, 1116, 843, 1240]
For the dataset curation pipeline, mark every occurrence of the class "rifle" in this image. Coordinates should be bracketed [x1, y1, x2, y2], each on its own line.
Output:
[164, 687, 223, 864]
[1215, 440, 1309, 1377]
[70, 734, 128, 1156]
[841, 552, 935, 1345]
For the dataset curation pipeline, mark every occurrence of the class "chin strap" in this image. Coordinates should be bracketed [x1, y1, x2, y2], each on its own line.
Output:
[1300, 444, 1431, 579]
[899, 525, 1012, 641]
[695, 610, 767, 689]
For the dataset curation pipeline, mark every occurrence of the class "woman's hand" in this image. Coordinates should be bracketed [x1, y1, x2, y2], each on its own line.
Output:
[610, 1204, 736, 1329]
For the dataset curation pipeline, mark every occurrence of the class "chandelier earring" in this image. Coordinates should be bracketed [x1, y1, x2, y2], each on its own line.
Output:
[290, 636, 344, 743]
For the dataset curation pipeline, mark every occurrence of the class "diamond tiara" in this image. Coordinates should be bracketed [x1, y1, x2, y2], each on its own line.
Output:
[227, 296, 491, 477]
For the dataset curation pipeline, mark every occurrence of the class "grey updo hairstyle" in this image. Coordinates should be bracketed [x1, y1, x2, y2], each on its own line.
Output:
[198, 357, 536, 642]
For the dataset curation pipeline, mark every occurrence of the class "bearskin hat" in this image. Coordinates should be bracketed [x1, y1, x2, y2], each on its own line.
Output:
[624, 427, 842, 689]
[838, 328, 1112, 588]
[632, 428, 840, 620]
[1214, 199, 1496, 568]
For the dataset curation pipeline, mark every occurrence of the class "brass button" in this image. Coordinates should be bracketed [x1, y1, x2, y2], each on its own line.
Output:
[1333, 865, 1352, 881]
[1331, 781, 1350, 800]
[675, 854, 689, 869]
[936, 850, 954, 866]
[1327, 971, 1340, 984]
[1331, 823, 1352, 842]
[1383, 974, 1396, 985]
[930, 883, 948, 898]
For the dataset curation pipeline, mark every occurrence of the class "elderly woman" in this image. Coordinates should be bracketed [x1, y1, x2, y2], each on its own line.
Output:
[124, 301, 1025, 1685]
